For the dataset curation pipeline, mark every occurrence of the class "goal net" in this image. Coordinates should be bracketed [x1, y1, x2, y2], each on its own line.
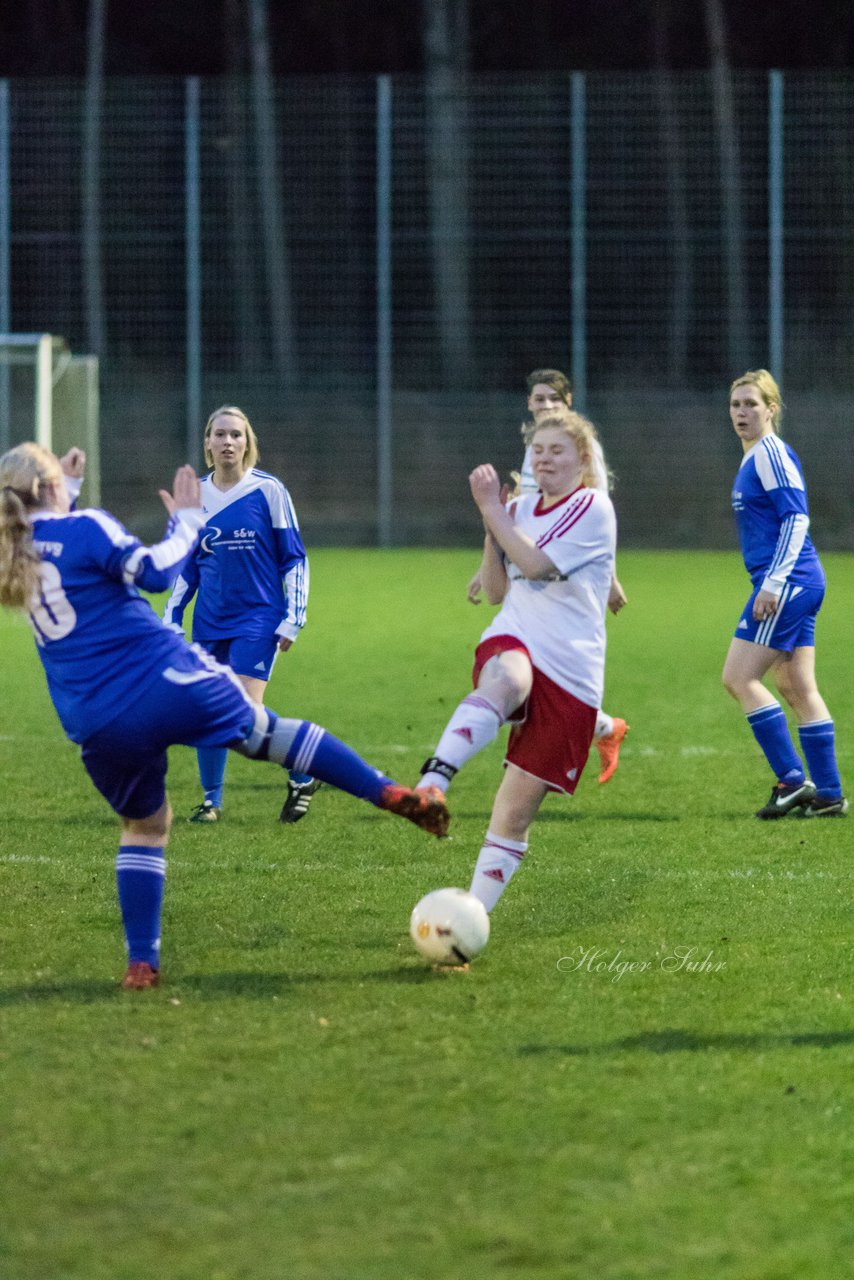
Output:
[0, 333, 100, 506]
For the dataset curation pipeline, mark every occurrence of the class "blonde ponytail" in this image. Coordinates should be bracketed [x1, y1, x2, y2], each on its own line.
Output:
[0, 443, 62, 609]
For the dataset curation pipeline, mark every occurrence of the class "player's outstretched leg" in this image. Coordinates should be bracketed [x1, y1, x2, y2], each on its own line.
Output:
[234, 709, 450, 838]
[378, 784, 450, 837]
[417, 693, 505, 794]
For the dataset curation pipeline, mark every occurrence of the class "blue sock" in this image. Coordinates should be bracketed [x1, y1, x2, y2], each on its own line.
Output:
[287, 770, 313, 786]
[116, 846, 166, 968]
[283, 721, 392, 804]
[197, 746, 228, 807]
[798, 721, 842, 798]
[746, 703, 804, 785]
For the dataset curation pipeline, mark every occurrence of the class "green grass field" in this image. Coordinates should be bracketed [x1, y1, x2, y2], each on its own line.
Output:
[1, 549, 852, 1280]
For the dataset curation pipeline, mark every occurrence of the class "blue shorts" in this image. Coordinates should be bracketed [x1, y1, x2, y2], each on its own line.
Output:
[735, 583, 824, 652]
[81, 644, 256, 819]
[197, 634, 280, 682]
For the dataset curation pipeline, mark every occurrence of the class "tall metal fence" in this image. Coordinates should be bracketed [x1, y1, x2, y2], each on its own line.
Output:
[1, 72, 851, 546]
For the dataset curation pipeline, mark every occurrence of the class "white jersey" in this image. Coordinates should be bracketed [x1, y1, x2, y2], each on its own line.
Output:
[520, 436, 608, 494]
[479, 486, 616, 709]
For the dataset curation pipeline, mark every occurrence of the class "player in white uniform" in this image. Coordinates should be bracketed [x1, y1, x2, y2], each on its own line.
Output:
[418, 412, 616, 915]
[468, 368, 628, 783]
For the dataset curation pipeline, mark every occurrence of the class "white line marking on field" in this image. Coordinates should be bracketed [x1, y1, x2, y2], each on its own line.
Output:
[2, 853, 851, 883]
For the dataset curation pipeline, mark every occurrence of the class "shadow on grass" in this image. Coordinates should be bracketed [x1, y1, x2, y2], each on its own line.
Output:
[0, 965, 436, 1004]
[519, 1027, 854, 1056]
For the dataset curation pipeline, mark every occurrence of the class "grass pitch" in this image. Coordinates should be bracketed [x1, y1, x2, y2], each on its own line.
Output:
[1, 549, 852, 1280]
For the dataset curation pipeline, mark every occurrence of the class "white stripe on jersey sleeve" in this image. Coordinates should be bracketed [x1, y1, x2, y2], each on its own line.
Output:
[122, 509, 205, 585]
[278, 557, 309, 635]
[259, 474, 299, 530]
[162, 572, 193, 627]
[80, 507, 137, 549]
[754, 436, 804, 492]
[762, 512, 810, 594]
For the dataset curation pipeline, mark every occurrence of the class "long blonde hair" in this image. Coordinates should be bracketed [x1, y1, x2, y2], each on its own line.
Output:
[203, 405, 260, 471]
[0, 443, 62, 609]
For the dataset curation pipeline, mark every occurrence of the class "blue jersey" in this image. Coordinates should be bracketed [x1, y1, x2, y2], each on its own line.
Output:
[29, 506, 205, 743]
[163, 469, 308, 644]
[731, 435, 824, 594]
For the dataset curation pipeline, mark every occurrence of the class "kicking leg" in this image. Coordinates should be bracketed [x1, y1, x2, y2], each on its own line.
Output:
[420, 650, 533, 793]
[233, 708, 449, 837]
[237, 671, 321, 826]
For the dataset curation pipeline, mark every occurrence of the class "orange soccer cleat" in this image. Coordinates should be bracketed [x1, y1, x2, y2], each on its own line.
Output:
[380, 784, 450, 838]
[595, 717, 629, 785]
[121, 961, 160, 990]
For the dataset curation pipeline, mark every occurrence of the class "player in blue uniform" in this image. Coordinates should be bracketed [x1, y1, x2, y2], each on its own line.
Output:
[0, 442, 450, 988]
[164, 406, 319, 825]
[721, 370, 847, 818]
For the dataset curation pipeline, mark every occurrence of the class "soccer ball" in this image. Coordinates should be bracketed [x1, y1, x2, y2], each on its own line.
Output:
[409, 888, 490, 965]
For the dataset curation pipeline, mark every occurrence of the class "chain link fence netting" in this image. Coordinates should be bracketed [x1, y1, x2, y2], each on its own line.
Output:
[4, 71, 852, 545]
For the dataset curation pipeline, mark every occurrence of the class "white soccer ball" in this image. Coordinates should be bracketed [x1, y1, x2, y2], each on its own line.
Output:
[409, 888, 490, 965]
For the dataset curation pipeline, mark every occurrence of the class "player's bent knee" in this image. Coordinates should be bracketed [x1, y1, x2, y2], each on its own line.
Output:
[480, 669, 532, 718]
[233, 704, 302, 767]
[123, 800, 172, 841]
[721, 666, 746, 700]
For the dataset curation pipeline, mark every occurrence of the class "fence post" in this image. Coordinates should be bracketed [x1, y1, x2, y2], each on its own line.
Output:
[376, 74, 393, 548]
[768, 70, 784, 386]
[570, 72, 587, 412]
[185, 76, 202, 468]
[35, 334, 53, 449]
[82, 0, 106, 358]
[0, 81, 9, 449]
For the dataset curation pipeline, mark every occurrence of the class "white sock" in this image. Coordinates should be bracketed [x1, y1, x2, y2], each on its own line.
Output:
[594, 710, 614, 739]
[421, 693, 505, 791]
[469, 830, 528, 912]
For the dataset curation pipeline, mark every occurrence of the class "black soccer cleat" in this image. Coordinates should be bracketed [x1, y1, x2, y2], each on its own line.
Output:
[799, 793, 849, 818]
[755, 779, 816, 820]
[189, 800, 219, 823]
[279, 777, 323, 824]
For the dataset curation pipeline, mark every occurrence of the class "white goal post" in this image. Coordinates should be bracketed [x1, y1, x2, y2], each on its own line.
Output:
[0, 332, 100, 506]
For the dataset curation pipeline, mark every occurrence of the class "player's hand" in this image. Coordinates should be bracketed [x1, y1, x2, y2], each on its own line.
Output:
[469, 464, 501, 512]
[278, 636, 294, 652]
[752, 588, 779, 622]
[159, 465, 202, 515]
[608, 577, 628, 615]
[467, 569, 483, 604]
[59, 447, 86, 478]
